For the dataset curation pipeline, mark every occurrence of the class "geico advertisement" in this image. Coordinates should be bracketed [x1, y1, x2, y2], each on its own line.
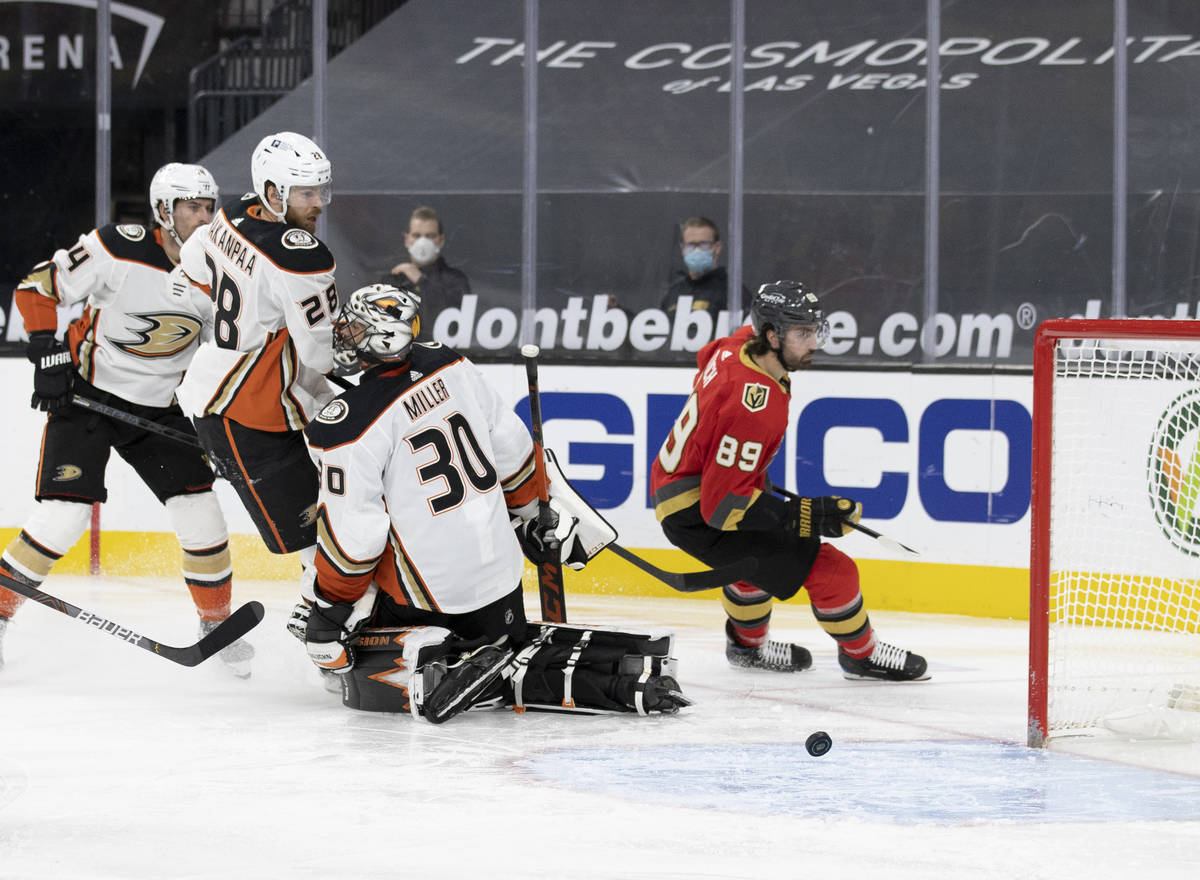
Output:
[0, 359, 1035, 569]
[477, 362, 1035, 569]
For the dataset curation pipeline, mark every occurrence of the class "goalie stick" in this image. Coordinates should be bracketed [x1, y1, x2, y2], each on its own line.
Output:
[0, 569, 264, 667]
[604, 541, 758, 592]
[521, 344, 567, 623]
[773, 487, 920, 557]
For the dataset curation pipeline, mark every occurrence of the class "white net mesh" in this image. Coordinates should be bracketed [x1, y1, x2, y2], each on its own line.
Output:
[1047, 335, 1200, 740]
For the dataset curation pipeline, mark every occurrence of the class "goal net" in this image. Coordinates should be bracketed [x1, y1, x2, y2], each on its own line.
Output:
[1028, 319, 1200, 746]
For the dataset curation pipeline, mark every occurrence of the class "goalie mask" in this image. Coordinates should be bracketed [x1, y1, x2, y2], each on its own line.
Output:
[149, 163, 219, 247]
[251, 131, 332, 221]
[332, 284, 422, 371]
[750, 281, 829, 346]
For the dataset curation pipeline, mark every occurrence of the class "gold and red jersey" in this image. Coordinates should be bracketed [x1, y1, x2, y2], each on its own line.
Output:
[650, 324, 790, 531]
[177, 194, 337, 432]
[15, 224, 210, 408]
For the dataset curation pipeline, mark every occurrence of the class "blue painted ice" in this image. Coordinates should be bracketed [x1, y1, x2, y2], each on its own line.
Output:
[521, 740, 1200, 823]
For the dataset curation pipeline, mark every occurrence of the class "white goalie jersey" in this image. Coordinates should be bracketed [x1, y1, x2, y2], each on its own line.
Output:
[303, 342, 541, 614]
[177, 194, 338, 431]
[14, 224, 211, 408]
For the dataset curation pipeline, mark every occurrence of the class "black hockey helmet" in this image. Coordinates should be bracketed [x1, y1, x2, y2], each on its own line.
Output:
[332, 283, 422, 371]
[750, 280, 828, 343]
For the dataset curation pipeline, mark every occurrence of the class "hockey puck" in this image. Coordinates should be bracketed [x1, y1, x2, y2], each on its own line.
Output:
[805, 731, 832, 757]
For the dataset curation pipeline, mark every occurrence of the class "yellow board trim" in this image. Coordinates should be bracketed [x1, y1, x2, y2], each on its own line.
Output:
[0, 528, 1029, 620]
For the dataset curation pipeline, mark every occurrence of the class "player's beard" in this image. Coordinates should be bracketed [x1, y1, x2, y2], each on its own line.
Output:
[286, 205, 321, 234]
[777, 348, 813, 373]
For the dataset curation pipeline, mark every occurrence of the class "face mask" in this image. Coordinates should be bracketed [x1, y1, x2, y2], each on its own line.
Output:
[683, 248, 715, 275]
[408, 235, 441, 267]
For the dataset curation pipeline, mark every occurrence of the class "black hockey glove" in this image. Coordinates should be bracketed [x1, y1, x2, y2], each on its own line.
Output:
[304, 590, 359, 674]
[790, 495, 862, 539]
[27, 331, 74, 413]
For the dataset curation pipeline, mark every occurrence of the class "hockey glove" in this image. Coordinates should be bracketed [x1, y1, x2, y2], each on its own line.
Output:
[791, 495, 862, 538]
[514, 499, 587, 570]
[27, 331, 74, 413]
[286, 599, 312, 643]
[304, 590, 360, 674]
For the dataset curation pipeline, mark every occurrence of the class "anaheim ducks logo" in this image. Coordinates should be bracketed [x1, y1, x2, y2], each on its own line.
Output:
[53, 465, 83, 482]
[1147, 387, 1200, 557]
[742, 382, 769, 413]
[106, 312, 203, 358]
[18, 263, 55, 297]
[317, 399, 349, 423]
[298, 502, 320, 529]
[282, 228, 318, 249]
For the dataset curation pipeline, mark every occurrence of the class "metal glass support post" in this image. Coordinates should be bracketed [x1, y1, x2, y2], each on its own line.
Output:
[922, 1, 941, 363]
[1112, 0, 1128, 318]
[727, 0, 746, 320]
[519, 0, 539, 346]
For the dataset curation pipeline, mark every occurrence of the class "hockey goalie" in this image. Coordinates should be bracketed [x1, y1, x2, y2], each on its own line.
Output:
[288, 283, 690, 722]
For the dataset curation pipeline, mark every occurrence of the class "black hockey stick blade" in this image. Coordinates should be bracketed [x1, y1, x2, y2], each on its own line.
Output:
[604, 542, 757, 592]
[0, 569, 264, 667]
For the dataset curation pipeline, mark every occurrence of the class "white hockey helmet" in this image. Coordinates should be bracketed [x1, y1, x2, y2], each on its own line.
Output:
[251, 131, 332, 220]
[149, 162, 219, 241]
[333, 284, 422, 371]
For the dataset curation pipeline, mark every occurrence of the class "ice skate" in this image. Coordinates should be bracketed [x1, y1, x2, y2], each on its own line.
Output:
[423, 637, 514, 724]
[724, 620, 812, 672]
[200, 618, 255, 679]
[839, 641, 929, 681]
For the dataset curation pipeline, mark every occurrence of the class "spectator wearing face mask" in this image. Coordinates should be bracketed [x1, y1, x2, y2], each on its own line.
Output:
[381, 205, 472, 317]
[660, 215, 750, 320]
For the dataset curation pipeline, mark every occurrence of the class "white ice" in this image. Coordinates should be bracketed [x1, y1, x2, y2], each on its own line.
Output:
[3, 578, 1199, 879]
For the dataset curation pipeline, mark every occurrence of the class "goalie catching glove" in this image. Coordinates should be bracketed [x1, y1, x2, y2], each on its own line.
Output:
[512, 447, 617, 570]
[790, 495, 862, 538]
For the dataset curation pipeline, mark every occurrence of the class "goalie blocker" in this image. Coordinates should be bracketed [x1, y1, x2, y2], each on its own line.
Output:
[342, 622, 689, 720]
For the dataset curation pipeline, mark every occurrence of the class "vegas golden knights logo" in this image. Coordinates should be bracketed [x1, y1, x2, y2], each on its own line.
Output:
[107, 313, 203, 358]
[742, 383, 769, 413]
[1147, 387, 1200, 557]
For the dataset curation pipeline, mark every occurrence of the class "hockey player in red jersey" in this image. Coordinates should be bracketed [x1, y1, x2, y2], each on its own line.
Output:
[650, 281, 928, 681]
[293, 284, 691, 721]
[0, 163, 252, 675]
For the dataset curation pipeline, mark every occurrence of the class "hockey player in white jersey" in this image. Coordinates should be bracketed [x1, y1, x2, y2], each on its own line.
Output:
[0, 163, 252, 675]
[176, 131, 338, 592]
[296, 284, 690, 722]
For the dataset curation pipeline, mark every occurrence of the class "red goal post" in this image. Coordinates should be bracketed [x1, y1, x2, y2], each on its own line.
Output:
[1029, 319, 1200, 747]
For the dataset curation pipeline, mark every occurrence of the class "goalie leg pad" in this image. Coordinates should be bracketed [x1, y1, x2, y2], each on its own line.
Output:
[509, 623, 687, 715]
[345, 621, 505, 720]
[343, 625, 457, 714]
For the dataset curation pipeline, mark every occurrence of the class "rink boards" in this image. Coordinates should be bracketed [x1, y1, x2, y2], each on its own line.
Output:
[0, 359, 1035, 619]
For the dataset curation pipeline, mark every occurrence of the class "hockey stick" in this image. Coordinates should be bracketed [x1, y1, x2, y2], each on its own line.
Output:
[0, 569, 264, 667]
[604, 542, 758, 592]
[773, 487, 920, 557]
[521, 344, 567, 623]
[72, 395, 203, 449]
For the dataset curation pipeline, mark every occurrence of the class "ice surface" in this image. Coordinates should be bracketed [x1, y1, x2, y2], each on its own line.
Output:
[3, 577, 1199, 879]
